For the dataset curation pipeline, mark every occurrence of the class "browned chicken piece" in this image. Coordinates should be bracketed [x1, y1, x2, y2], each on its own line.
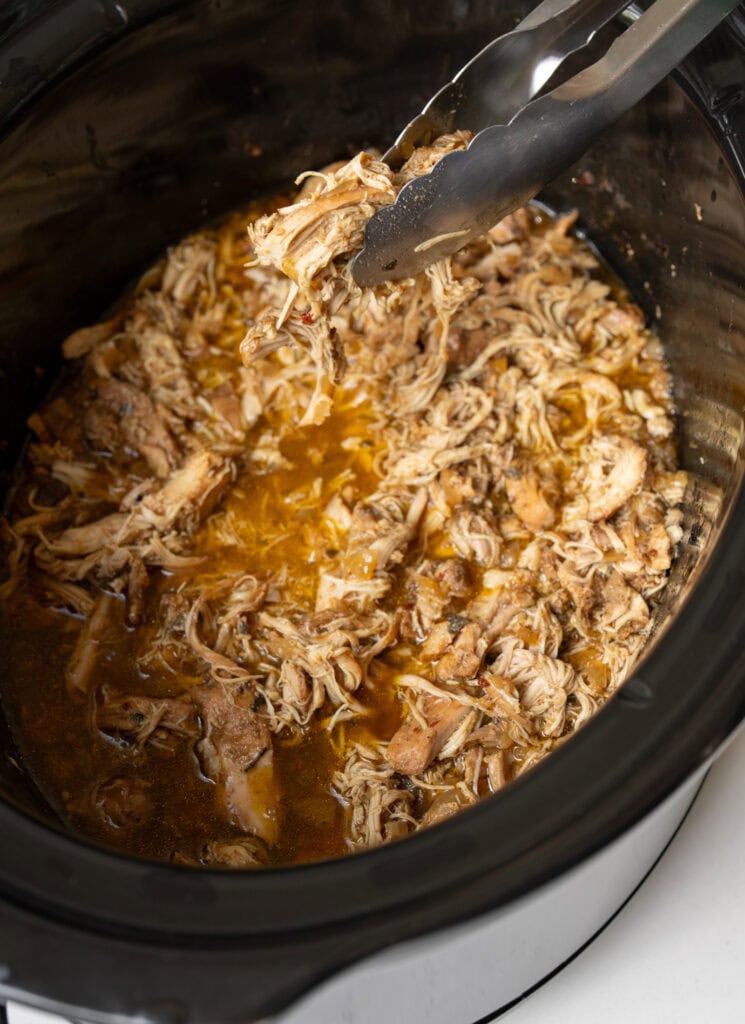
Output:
[65, 591, 122, 693]
[62, 320, 117, 359]
[126, 555, 150, 625]
[447, 325, 503, 371]
[403, 572, 446, 638]
[387, 694, 472, 775]
[92, 776, 152, 828]
[430, 466, 486, 514]
[419, 581, 533, 683]
[400, 558, 470, 640]
[435, 623, 482, 680]
[192, 681, 278, 844]
[424, 619, 482, 681]
[347, 489, 428, 573]
[433, 614, 480, 679]
[593, 571, 649, 638]
[139, 449, 234, 534]
[82, 378, 179, 478]
[468, 583, 535, 642]
[96, 686, 198, 750]
[203, 838, 267, 868]
[420, 616, 467, 661]
[421, 789, 467, 828]
[636, 519, 672, 575]
[615, 492, 676, 576]
[589, 568, 649, 638]
[505, 466, 556, 532]
[49, 512, 130, 558]
[210, 381, 246, 436]
[433, 558, 471, 597]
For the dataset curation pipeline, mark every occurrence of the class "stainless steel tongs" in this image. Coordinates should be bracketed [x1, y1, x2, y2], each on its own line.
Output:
[351, 0, 738, 286]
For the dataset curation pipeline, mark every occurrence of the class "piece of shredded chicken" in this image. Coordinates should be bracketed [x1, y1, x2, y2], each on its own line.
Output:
[0, 136, 687, 865]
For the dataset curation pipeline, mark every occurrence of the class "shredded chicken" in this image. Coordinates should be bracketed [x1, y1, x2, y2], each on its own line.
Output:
[0, 138, 687, 867]
[97, 687, 198, 751]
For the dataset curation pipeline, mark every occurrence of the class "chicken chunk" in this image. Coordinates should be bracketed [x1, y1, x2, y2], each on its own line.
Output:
[93, 776, 152, 829]
[505, 466, 556, 531]
[401, 558, 469, 639]
[83, 378, 179, 478]
[139, 449, 234, 534]
[567, 435, 647, 523]
[65, 591, 122, 693]
[387, 694, 472, 774]
[560, 564, 649, 640]
[421, 789, 466, 828]
[97, 687, 198, 750]
[203, 837, 267, 868]
[193, 681, 278, 844]
[48, 513, 130, 558]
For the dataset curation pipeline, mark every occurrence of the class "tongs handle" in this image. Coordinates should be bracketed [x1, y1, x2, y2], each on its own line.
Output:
[353, 0, 738, 286]
[385, 0, 630, 165]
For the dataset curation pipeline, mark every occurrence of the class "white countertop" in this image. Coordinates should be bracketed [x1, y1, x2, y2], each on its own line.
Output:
[7, 726, 745, 1024]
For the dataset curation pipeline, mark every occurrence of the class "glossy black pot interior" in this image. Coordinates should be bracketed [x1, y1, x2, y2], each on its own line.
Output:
[1, 2, 745, 1021]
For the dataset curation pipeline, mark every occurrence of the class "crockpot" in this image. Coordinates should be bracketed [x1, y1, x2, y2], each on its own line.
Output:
[1, 2, 745, 1022]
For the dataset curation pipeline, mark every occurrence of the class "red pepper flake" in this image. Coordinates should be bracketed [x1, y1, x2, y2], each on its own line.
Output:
[300, 311, 314, 325]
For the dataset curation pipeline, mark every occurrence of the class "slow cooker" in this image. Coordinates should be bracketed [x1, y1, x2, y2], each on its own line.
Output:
[1, 2, 745, 1021]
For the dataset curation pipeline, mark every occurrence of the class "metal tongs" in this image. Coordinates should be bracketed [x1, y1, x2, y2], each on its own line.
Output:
[352, 0, 738, 286]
